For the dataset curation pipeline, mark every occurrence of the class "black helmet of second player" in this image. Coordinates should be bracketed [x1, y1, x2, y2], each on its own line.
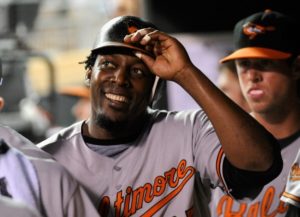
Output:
[220, 9, 300, 63]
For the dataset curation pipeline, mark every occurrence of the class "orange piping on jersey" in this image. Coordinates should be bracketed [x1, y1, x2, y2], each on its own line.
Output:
[282, 191, 300, 203]
[185, 207, 194, 217]
[216, 148, 228, 193]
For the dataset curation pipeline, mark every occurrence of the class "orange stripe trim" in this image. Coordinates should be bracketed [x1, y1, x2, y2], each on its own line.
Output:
[216, 148, 228, 192]
[282, 191, 300, 203]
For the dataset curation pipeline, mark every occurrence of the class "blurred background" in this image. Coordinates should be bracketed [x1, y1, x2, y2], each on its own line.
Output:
[0, 0, 298, 142]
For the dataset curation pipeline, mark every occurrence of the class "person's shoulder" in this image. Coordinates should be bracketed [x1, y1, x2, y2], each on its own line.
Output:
[0, 125, 53, 159]
[149, 108, 208, 125]
[0, 125, 34, 147]
[30, 157, 70, 176]
[154, 108, 207, 120]
[0, 196, 42, 217]
[0, 124, 21, 139]
[37, 121, 84, 149]
[149, 107, 204, 116]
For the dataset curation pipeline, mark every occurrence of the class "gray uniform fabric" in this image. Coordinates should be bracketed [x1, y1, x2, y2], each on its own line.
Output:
[0, 196, 42, 217]
[210, 136, 300, 216]
[38, 109, 234, 217]
[0, 125, 100, 217]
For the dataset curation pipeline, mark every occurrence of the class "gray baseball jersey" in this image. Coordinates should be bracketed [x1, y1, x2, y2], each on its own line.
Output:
[281, 147, 300, 208]
[38, 109, 251, 216]
[0, 196, 42, 217]
[0, 125, 100, 217]
[209, 132, 300, 217]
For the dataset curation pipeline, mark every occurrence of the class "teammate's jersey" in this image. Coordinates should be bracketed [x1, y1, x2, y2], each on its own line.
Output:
[38, 109, 254, 216]
[209, 131, 300, 217]
[0, 125, 100, 217]
[0, 196, 42, 217]
[281, 147, 300, 209]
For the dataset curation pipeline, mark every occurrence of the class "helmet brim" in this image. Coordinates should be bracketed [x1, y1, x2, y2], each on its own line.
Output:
[220, 47, 292, 63]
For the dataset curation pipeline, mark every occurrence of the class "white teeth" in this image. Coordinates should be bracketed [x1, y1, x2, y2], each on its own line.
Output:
[105, 93, 129, 103]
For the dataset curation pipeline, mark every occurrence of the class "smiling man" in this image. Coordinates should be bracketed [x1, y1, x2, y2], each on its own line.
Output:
[38, 15, 282, 216]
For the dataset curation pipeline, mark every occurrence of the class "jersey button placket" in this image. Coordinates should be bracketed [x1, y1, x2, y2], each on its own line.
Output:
[113, 165, 122, 190]
[113, 165, 122, 171]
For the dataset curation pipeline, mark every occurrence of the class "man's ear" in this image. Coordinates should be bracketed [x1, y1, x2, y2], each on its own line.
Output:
[0, 97, 4, 111]
[85, 68, 92, 87]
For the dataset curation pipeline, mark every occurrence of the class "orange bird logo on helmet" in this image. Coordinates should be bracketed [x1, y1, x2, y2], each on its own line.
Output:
[127, 25, 138, 34]
[243, 22, 275, 39]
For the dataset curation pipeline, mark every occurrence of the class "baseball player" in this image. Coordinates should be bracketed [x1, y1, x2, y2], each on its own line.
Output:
[0, 61, 100, 217]
[38, 15, 282, 216]
[210, 10, 300, 216]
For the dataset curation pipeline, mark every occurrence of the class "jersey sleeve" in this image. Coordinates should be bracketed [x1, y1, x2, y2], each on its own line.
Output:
[191, 110, 229, 192]
[281, 150, 300, 208]
[192, 110, 282, 200]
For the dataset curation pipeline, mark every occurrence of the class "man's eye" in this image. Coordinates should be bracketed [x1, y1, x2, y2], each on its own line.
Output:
[131, 68, 145, 77]
[237, 59, 251, 68]
[100, 61, 115, 69]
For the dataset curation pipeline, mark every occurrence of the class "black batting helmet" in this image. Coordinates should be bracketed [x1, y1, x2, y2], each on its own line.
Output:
[92, 15, 157, 56]
[90, 16, 166, 109]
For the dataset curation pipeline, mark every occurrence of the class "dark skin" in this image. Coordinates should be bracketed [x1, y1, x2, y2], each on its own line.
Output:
[82, 27, 280, 172]
[83, 50, 155, 140]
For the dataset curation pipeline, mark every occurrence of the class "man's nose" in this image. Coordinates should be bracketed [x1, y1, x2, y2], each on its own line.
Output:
[247, 69, 262, 83]
[112, 68, 130, 87]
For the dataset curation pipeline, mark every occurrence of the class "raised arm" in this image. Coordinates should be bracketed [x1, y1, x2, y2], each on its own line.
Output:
[124, 28, 281, 172]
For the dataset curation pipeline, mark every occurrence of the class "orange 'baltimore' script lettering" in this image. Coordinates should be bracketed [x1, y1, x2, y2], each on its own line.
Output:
[98, 159, 196, 217]
[216, 186, 288, 217]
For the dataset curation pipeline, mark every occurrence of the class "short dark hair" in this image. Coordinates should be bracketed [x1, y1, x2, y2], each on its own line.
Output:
[80, 52, 97, 70]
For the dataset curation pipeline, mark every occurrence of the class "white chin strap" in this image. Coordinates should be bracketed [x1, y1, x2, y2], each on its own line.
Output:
[151, 76, 160, 101]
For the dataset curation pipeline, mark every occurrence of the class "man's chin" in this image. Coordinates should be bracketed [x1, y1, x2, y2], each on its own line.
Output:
[95, 114, 128, 132]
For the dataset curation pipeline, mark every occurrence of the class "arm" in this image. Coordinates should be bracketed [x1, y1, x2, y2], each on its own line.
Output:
[124, 28, 282, 172]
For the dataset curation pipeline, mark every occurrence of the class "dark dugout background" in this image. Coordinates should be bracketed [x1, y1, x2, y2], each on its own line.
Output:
[142, 0, 299, 33]
[141, 0, 299, 110]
